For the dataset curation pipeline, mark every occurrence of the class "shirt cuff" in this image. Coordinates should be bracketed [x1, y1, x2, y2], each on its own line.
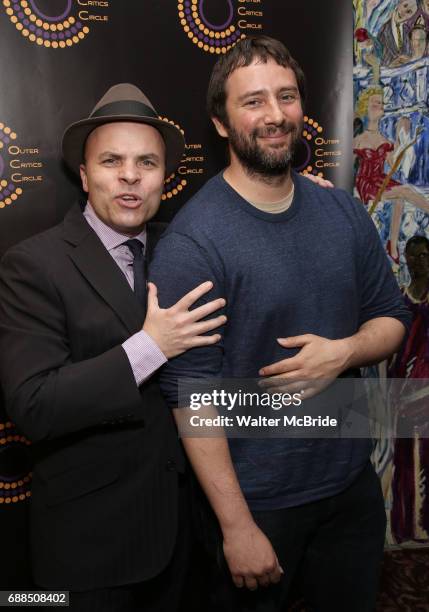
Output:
[122, 331, 167, 386]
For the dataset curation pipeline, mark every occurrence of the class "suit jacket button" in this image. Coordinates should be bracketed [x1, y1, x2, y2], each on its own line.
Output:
[166, 460, 176, 471]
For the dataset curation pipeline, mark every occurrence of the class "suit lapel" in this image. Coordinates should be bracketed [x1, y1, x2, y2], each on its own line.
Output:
[62, 204, 145, 335]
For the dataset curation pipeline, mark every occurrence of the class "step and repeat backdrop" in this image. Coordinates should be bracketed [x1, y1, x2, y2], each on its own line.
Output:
[1, 0, 354, 586]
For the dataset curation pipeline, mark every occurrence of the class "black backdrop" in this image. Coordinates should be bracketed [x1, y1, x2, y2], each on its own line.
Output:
[0, 0, 352, 587]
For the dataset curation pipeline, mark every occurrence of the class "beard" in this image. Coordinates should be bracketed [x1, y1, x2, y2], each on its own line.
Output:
[227, 120, 302, 178]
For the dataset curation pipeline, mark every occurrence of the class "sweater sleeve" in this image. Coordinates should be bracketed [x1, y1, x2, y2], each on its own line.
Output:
[354, 198, 411, 330]
[149, 231, 226, 408]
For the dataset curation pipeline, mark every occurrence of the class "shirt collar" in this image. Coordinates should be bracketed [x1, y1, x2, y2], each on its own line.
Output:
[83, 201, 146, 252]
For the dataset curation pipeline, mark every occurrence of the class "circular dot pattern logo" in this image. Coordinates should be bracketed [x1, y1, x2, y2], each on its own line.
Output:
[3, 0, 89, 48]
[294, 115, 325, 178]
[160, 116, 188, 201]
[178, 0, 245, 54]
[0, 123, 23, 209]
[0, 421, 32, 505]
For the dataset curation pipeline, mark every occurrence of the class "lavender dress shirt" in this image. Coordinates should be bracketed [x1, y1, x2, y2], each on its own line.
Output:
[83, 202, 167, 386]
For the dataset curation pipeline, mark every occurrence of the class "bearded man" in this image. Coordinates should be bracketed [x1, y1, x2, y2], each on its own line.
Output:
[149, 36, 410, 611]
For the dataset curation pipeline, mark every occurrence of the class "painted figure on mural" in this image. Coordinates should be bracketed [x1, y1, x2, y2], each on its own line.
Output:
[377, 0, 418, 65]
[390, 16, 428, 65]
[353, 86, 429, 262]
[388, 235, 429, 543]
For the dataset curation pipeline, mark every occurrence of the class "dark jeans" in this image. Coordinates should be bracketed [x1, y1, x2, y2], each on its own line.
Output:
[202, 462, 386, 612]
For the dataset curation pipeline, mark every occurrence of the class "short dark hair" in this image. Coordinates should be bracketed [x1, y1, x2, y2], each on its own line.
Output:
[207, 35, 306, 126]
[405, 235, 429, 252]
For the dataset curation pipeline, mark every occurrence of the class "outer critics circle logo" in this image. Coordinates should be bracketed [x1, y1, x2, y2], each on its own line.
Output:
[178, 0, 245, 54]
[294, 115, 326, 178]
[159, 116, 206, 200]
[160, 116, 188, 201]
[0, 421, 32, 506]
[0, 121, 43, 209]
[0, 122, 24, 209]
[3, 0, 90, 48]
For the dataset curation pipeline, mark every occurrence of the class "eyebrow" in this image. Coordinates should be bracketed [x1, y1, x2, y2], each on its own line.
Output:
[237, 86, 299, 102]
[98, 151, 162, 161]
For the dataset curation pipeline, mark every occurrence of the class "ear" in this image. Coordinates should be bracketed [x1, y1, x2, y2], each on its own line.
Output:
[80, 164, 89, 193]
[211, 116, 229, 139]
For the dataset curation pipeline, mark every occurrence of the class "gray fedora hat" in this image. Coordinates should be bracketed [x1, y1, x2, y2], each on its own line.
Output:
[62, 83, 185, 177]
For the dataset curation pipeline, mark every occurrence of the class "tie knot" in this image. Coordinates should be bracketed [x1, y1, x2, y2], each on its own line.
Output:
[124, 239, 144, 259]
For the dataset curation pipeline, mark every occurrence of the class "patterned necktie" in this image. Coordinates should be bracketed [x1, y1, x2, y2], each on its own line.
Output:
[123, 239, 146, 309]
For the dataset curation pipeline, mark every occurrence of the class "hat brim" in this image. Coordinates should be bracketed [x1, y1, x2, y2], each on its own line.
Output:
[62, 114, 185, 178]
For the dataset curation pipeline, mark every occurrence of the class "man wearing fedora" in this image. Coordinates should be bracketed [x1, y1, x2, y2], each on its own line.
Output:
[0, 84, 226, 610]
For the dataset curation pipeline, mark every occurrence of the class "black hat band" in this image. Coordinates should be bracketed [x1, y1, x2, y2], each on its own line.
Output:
[91, 100, 159, 120]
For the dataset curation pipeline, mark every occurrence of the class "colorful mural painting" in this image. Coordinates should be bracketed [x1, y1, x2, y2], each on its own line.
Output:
[354, 0, 429, 547]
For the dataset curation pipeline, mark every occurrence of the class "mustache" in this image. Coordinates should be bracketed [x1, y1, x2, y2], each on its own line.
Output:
[253, 122, 298, 139]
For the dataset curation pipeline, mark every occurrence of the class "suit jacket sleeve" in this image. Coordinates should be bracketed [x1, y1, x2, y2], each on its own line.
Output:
[0, 243, 143, 442]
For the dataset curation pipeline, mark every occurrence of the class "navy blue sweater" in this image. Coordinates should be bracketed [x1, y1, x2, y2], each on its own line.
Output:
[150, 172, 410, 510]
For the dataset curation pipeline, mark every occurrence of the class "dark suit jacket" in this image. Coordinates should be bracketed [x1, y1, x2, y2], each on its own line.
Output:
[0, 204, 184, 591]
[378, 18, 411, 65]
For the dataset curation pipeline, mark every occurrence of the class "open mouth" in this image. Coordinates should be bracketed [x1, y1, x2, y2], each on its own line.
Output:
[116, 194, 142, 208]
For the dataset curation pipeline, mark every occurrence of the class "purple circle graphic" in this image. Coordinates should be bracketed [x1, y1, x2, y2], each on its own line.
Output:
[0, 155, 4, 179]
[199, 0, 233, 30]
[29, 0, 72, 22]
[294, 138, 312, 172]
